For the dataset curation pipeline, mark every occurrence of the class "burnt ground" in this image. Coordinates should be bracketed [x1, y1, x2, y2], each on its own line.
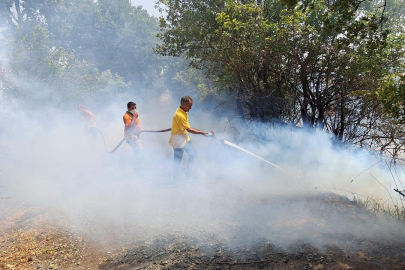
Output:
[1, 194, 405, 270]
[99, 236, 405, 270]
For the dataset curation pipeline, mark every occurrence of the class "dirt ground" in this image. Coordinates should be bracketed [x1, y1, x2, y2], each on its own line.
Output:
[0, 201, 110, 270]
[1, 195, 405, 270]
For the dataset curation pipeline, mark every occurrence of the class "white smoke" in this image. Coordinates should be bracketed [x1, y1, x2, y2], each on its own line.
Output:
[1, 94, 404, 251]
[1, 3, 404, 252]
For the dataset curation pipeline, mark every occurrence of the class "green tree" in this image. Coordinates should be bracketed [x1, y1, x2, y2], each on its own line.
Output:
[40, 0, 163, 88]
[377, 75, 405, 123]
[2, 0, 166, 91]
[156, 0, 404, 143]
[8, 24, 129, 108]
[374, 0, 405, 123]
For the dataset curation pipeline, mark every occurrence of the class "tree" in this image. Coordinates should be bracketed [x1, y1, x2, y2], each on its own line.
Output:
[7, 24, 129, 108]
[378, 75, 405, 124]
[156, 0, 405, 144]
[1, 0, 190, 109]
[40, 0, 164, 89]
[2, 0, 166, 91]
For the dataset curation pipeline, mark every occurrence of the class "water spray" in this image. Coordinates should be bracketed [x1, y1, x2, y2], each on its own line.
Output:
[210, 131, 291, 175]
[95, 127, 291, 175]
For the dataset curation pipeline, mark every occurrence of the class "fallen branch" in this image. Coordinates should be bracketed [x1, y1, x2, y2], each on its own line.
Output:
[394, 189, 405, 198]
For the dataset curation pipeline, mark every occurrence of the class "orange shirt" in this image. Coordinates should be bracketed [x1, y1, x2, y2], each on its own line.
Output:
[123, 112, 142, 140]
[79, 110, 96, 129]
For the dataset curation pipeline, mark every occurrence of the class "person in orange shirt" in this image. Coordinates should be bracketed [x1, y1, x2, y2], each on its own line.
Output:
[78, 105, 97, 138]
[123, 101, 143, 156]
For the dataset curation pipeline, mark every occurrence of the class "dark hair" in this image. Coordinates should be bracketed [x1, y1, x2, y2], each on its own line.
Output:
[127, 101, 136, 109]
[181, 96, 193, 105]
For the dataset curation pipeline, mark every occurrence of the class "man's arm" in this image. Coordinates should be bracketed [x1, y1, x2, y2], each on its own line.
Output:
[131, 112, 139, 123]
[187, 127, 209, 136]
[124, 112, 139, 128]
[175, 113, 209, 136]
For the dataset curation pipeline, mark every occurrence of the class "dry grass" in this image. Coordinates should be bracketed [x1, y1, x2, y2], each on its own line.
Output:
[318, 177, 405, 222]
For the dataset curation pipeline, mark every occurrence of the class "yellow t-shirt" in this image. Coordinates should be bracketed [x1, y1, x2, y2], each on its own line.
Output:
[169, 107, 191, 148]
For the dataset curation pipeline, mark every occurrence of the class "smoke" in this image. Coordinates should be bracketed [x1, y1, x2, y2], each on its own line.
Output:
[1, 1, 404, 254]
[1, 93, 405, 252]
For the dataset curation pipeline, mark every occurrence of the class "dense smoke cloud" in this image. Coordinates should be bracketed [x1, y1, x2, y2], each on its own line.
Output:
[1, 93, 404, 251]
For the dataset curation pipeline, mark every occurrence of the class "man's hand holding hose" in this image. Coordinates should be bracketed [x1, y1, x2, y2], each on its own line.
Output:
[186, 127, 211, 137]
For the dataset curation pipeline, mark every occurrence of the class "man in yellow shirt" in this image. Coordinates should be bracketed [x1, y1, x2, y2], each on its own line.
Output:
[169, 96, 210, 180]
[123, 101, 143, 156]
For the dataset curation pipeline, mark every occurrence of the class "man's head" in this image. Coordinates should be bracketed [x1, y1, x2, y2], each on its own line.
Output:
[78, 104, 85, 111]
[127, 101, 136, 111]
[180, 96, 193, 112]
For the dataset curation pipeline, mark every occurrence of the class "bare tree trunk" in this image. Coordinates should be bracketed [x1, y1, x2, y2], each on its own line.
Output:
[300, 67, 313, 128]
[300, 84, 311, 127]
[236, 89, 244, 119]
[318, 105, 325, 130]
[14, 0, 23, 26]
[338, 97, 344, 141]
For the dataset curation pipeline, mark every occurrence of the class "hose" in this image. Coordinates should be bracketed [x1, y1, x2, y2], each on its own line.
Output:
[106, 138, 126, 153]
[93, 127, 171, 154]
[93, 127, 125, 153]
[142, 128, 172, 133]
